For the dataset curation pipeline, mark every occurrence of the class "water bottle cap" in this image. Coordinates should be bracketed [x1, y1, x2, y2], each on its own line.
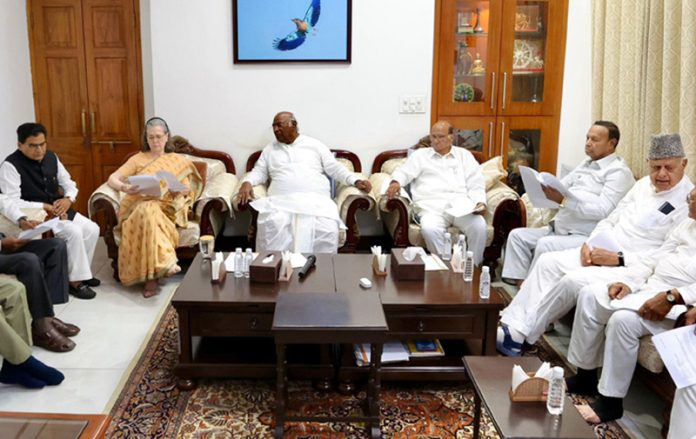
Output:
[245, 248, 252, 252]
[235, 247, 242, 253]
[466, 250, 473, 256]
[482, 266, 489, 273]
[444, 232, 451, 238]
[552, 366, 564, 378]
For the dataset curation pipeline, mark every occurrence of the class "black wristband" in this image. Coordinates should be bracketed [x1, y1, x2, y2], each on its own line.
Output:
[617, 251, 625, 267]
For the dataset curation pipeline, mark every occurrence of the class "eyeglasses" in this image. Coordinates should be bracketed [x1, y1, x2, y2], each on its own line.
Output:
[429, 134, 450, 142]
[147, 134, 167, 142]
[271, 121, 292, 129]
[25, 141, 47, 149]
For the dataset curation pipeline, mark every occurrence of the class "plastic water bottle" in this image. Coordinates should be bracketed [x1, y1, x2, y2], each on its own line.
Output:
[463, 251, 474, 282]
[243, 248, 253, 278]
[479, 266, 490, 299]
[442, 232, 452, 261]
[546, 366, 565, 415]
[457, 235, 467, 270]
[234, 248, 243, 278]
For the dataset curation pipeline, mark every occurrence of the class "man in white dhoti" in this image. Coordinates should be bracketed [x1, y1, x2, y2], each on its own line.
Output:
[562, 191, 696, 427]
[386, 121, 487, 264]
[237, 112, 371, 253]
[497, 133, 694, 355]
[0, 123, 100, 300]
[502, 121, 634, 284]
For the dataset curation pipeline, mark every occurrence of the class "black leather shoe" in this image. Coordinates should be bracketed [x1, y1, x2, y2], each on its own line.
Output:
[69, 284, 96, 300]
[83, 277, 101, 287]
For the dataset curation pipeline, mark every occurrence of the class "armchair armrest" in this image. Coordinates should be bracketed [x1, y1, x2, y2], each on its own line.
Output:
[369, 172, 411, 247]
[483, 180, 526, 274]
[335, 173, 376, 252]
[194, 172, 238, 237]
[231, 175, 268, 212]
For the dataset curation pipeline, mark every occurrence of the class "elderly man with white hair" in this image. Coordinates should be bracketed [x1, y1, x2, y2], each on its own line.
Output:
[497, 133, 694, 355]
[237, 112, 372, 253]
[562, 187, 696, 431]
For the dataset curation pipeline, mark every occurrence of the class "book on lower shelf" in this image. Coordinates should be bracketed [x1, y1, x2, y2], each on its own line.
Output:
[406, 339, 446, 357]
[353, 341, 410, 367]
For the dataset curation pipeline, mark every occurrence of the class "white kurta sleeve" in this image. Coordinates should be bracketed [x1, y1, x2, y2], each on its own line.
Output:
[563, 167, 634, 220]
[242, 149, 270, 186]
[0, 193, 28, 224]
[587, 180, 638, 238]
[56, 157, 78, 201]
[462, 151, 486, 205]
[391, 152, 422, 187]
[0, 161, 45, 210]
[677, 283, 696, 305]
[319, 145, 357, 186]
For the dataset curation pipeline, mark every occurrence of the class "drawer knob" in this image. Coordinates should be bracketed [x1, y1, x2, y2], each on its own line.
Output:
[417, 321, 425, 332]
[250, 317, 258, 329]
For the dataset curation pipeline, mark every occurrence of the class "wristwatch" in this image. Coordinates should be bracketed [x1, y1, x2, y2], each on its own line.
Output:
[617, 251, 625, 267]
[665, 291, 678, 305]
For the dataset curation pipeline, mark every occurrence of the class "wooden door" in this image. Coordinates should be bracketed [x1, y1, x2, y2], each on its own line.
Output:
[27, 0, 143, 215]
[495, 116, 558, 173]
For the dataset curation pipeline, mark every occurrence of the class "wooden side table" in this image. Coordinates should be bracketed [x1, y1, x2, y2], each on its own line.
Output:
[272, 292, 387, 439]
[462, 356, 595, 439]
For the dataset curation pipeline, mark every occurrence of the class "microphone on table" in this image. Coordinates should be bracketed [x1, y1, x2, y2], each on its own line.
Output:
[298, 254, 317, 279]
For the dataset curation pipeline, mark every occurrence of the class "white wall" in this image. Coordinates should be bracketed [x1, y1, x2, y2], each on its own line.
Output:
[557, 0, 593, 173]
[0, 1, 35, 155]
[146, 0, 434, 172]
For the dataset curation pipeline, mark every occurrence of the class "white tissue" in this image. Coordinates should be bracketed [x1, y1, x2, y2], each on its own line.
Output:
[262, 254, 274, 264]
[402, 246, 426, 262]
[211, 252, 223, 281]
[371, 246, 387, 271]
[511, 361, 552, 393]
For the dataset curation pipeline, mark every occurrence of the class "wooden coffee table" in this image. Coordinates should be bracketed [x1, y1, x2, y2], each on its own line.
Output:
[336, 254, 504, 381]
[172, 253, 337, 389]
[463, 356, 596, 439]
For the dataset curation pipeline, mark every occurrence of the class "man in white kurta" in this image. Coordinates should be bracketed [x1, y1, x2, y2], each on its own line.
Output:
[502, 121, 634, 282]
[386, 121, 487, 264]
[237, 112, 371, 253]
[497, 133, 694, 355]
[563, 196, 696, 426]
[0, 123, 99, 300]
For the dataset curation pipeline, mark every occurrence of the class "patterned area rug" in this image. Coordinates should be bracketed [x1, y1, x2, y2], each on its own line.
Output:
[106, 307, 629, 438]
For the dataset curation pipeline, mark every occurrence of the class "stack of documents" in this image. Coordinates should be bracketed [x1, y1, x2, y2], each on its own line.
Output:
[519, 166, 575, 208]
[354, 341, 410, 366]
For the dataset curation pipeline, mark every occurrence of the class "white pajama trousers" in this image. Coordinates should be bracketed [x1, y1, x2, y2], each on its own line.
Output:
[668, 385, 696, 439]
[567, 287, 673, 398]
[500, 247, 629, 341]
[256, 210, 339, 254]
[54, 214, 99, 282]
[501, 226, 587, 280]
[419, 211, 486, 265]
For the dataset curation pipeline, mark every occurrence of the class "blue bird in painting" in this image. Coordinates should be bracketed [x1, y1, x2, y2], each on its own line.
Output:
[272, 0, 321, 51]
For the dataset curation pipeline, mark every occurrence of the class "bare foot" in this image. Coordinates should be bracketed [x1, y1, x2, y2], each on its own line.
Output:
[143, 280, 159, 298]
[167, 264, 182, 277]
[575, 404, 601, 424]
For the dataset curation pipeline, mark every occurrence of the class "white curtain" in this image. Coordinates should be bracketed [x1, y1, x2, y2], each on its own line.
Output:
[593, 0, 696, 180]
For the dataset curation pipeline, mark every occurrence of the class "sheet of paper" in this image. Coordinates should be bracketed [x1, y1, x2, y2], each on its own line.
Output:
[290, 253, 307, 269]
[445, 198, 476, 218]
[127, 175, 162, 197]
[18, 217, 60, 240]
[423, 254, 449, 271]
[155, 170, 188, 192]
[610, 292, 687, 320]
[586, 230, 622, 252]
[519, 166, 573, 209]
[652, 324, 696, 389]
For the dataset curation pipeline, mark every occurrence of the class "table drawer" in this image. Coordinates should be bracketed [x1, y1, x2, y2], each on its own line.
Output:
[189, 312, 273, 336]
[386, 314, 481, 336]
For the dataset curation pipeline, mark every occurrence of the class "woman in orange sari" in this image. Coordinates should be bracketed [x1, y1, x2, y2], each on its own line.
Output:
[107, 117, 202, 297]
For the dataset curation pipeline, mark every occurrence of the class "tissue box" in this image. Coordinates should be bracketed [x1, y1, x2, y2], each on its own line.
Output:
[250, 252, 281, 283]
[390, 248, 424, 280]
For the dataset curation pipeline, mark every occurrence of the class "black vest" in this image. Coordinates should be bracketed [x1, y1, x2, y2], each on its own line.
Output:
[5, 150, 75, 219]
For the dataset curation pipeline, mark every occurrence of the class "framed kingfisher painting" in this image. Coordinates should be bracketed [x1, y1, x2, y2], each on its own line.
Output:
[233, 0, 352, 63]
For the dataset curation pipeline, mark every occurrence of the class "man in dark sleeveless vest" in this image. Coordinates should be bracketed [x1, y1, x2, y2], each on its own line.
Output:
[0, 123, 100, 300]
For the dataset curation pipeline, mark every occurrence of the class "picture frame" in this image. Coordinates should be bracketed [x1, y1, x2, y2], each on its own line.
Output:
[233, 0, 352, 63]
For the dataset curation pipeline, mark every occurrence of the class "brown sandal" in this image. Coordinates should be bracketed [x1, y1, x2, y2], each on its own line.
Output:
[33, 326, 76, 352]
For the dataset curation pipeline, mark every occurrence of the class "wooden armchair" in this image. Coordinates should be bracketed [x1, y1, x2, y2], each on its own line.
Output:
[232, 149, 375, 253]
[88, 136, 238, 280]
[368, 148, 526, 273]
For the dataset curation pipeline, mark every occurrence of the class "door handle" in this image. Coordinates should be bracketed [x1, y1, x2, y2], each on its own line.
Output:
[502, 72, 508, 110]
[490, 72, 496, 110]
[488, 122, 493, 157]
[500, 122, 506, 155]
[90, 112, 96, 134]
[81, 110, 86, 137]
